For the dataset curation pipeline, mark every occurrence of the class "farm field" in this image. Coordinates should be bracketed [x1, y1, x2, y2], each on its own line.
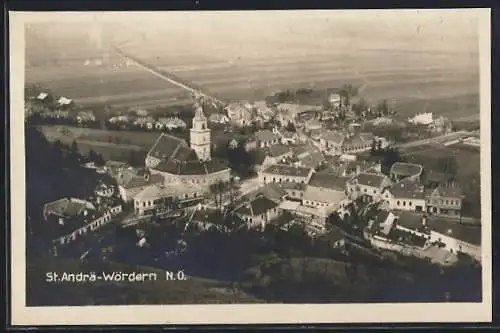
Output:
[402, 143, 480, 179]
[26, 18, 480, 119]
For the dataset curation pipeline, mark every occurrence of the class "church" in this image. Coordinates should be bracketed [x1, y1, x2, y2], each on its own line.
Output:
[145, 99, 232, 189]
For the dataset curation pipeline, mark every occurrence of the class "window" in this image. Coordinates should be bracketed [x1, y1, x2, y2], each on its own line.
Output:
[445, 200, 449, 205]
[185, 194, 188, 199]
[409, 202, 412, 206]
[364, 189, 367, 193]
[264, 177, 266, 182]
[403, 201, 406, 206]
[397, 201, 400, 206]
[143, 202, 146, 207]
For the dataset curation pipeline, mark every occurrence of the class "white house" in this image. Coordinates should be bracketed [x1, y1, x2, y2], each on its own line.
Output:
[259, 164, 314, 185]
[234, 195, 281, 231]
[225, 102, 254, 127]
[408, 112, 433, 125]
[209, 113, 230, 124]
[302, 185, 349, 218]
[382, 179, 426, 213]
[347, 172, 392, 202]
[254, 129, 281, 148]
[115, 169, 164, 202]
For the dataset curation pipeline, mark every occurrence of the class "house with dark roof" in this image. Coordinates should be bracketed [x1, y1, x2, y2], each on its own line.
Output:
[347, 172, 392, 202]
[425, 183, 464, 218]
[428, 217, 481, 261]
[115, 168, 164, 202]
[258, 164, 314, 185]
[394, 212, 431, 240]
[366, 210, 397, 237]
[309, 173, 349, 192]
[382, 179, 426, 213]
[390, 162, 424, 182]
[292, 144, 326, 169]
[320, 131, 376, 156]
[254, 129, 281, 148]
[43, 198, 97, 226]
[260, 143, 294, 168]
[234, 194, 281, 231]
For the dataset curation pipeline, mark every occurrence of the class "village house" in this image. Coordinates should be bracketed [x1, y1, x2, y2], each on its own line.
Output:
[94, 183, 115, 198]
[261, 144, 294, 168]
[321, 227, 347, 250]
[408, 112, 433, 125]
[208, 112, 230, 125]
[228, 138, 239, 149]
[57, 96, 73, 108]
[108, 115, 130, 124]
[103, 160, 130, 177]
[365, 210, 398, 238]
[347, 172, 392, 202]
[51, 204, 123, 247]
[76, 110, 96, 124]
[43, 197, 97, 226]
[390, 162, 424, 182]
[115, 168, 164, 202]
[275, 181, 307, 201]
[259, 164, 314, 185]
[134, 116, 156, 129]
[382, 179, 426, 213]
[254, 129, 281, 148]
[428, 218, 481, 261]
[132, 182, 205, 216]
[425, 183, 464, 218]
[319, 130, 376, 156]
[328, 92, 341, 108]
[276, 103, 323, 127]
[244, 182, 288, 203]
[292, 144, 326, 169]
[234, 194, 281, 231]
[225, 102, 254, 127]
[394, 212, 431, 241]
[36, 92, 49, 101]
[135, 109, 149, 117]
[302, 185, 349, 218]
[278, 130, 300, 145]
[304, 118, 323, 133]
[251, 101, 276, 120]
[155, 117, 188, 131]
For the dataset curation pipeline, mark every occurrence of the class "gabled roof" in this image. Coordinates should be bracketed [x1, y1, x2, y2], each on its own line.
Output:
[427, 183, 463, 199]
[388, 179, 425, 199]
[43, 198, 96, 219]
[152, 159, 229, 176]
[343, 132, 373, 147]
[235, 195, 279, 216]
[147, 133, 187, 160]
[116, 170, 164, 189]
[390, 162, 424, 177]
[261, 164, 312, 178]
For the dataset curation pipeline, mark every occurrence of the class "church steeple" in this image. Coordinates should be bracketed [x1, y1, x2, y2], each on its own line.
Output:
[190, 98, 211, 161]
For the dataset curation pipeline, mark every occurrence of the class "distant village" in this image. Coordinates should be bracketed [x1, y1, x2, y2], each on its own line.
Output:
[27, 83, 481, 269]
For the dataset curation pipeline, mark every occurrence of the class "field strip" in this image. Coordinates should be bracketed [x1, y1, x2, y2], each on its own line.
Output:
[72, 90, 188, 104]
[105, 97, 193, 109]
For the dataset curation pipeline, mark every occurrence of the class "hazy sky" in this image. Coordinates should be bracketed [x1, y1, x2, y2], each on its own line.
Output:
[23, 10, 482, 59]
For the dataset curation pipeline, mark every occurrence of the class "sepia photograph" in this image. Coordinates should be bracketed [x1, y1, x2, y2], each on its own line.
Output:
[10, 9, 491, 325]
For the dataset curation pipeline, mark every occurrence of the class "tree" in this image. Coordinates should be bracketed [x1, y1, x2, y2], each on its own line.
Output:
[285, 121, 296, 132]
[339, 84, 359, 108]
[352, 98, 369, 117]
[376, 99, 390, 117]
[436, 156, 459, 178]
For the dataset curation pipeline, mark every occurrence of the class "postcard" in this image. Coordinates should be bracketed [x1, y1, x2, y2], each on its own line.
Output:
[9, 9, 491, 326]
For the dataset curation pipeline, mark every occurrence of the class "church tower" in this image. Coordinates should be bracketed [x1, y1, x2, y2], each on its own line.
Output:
[190, 99, 211, 161]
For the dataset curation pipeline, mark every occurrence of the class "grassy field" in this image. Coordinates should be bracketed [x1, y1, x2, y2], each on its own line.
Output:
[26, 18, 480, 119]
[402, 143, 480, 179]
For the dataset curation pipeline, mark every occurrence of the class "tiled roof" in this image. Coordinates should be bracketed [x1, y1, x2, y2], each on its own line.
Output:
[435, 184, 463, 198]
[389, 179, 425, 199]
[303, 186, 347, 204]
[352, 173, 389, 188]
[152, 159, 229, 176]
[428, 218, 481, 246]
[246, 183, 288, 202]
[321, 130, 345, 146]
[43, 198, 96, 218]
[261, 164, 312, 178]
[396, 211, 426, 231]
[305, 119, 322, 129]
[147, 133, 187, 160]
[235, 195, 279, 216]
[390, 162, 423, 177]
[255, 129, 280, 143]
[343, 132, 373, 148]
[281, 130, 297, 138]
[267, 144, 291, 157]
[309, 173, 349, 191]
[117, 170, 164, 189]
[133, 183, 204, 202]
[279, 181, 307, 191]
